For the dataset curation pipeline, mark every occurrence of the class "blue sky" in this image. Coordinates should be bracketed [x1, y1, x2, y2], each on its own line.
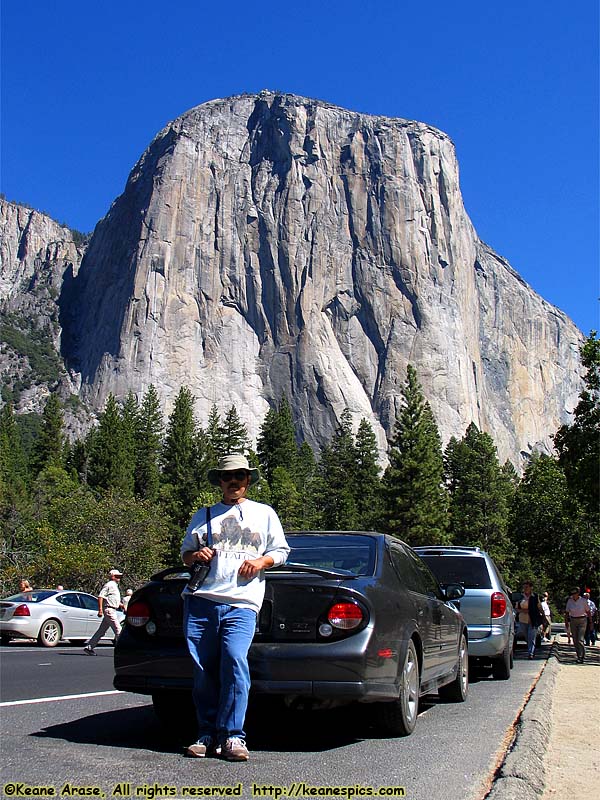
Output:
[1, 0, 598, 335]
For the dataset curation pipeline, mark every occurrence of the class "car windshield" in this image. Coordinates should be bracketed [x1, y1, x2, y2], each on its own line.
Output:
[419, 556, 492, 589]
[286, 534, 376, 575]
[3, 591, 58, 603]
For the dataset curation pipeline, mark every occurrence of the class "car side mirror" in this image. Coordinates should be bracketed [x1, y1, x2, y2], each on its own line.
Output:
[445, 584, 465, 601]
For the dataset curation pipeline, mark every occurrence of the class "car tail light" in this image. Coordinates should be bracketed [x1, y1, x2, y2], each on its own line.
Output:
[327, 602, 364, 630]
[13, 604, 30, 616]
[127, 601, 151, 627]
[491, 592, 507, 619]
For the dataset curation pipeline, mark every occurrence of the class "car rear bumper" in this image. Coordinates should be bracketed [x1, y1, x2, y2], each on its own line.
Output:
[114, 627, 400, 701]
[0, 620, 37, 639]
[467, 624, 512, 658]
[113, 672, 399, 701]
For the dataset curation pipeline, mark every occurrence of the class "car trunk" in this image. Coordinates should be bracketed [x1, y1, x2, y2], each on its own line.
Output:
[130, 569, 358, 643]
[257, 573, 347, 641]
[450, 590, 493, 639]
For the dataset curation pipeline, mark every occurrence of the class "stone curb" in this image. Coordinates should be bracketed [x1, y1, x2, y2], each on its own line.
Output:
[485, 650, 560, 800]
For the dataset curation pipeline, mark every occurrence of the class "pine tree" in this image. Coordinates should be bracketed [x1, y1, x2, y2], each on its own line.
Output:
[257, 396, 298, 485]
[220, 406, 250, 455]
[296, 442, 320, 528]
[554, 332, 600, 523]
[444, 422, 511, 569]
[161, 387, 200, 550]
[205, 405, 226, 460]
[553, 331, 600, 592]
[135, 385, 163, 502]
[87, 394, 132, 493]
[29, 393, 66, 477]
[354, 418, 383, 530]
[318, 409, 359, 530]
[382, 366, 449, 544]
[120, 391, 139, 494]
[65, 439, 88, 483]
[509, 453, 576, 598]
[269, 466, 304, 530]
[0, 403, 28, 489]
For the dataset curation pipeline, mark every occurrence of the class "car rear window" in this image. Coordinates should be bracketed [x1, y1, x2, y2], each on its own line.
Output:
[287, 534, 376, 575]
[419, 555, 492, 589]
[4, 591, 58, 603]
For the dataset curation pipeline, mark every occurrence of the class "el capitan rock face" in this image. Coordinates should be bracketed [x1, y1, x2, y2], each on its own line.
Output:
[2, 93, 583, 463]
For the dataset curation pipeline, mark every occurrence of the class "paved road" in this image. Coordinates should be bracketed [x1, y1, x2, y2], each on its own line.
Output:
[0, 642, 550, 800]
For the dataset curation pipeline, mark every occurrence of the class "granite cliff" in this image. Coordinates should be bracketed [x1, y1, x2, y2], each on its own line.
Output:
[1, 93, 584, 464]
[0, 200, 84, 414]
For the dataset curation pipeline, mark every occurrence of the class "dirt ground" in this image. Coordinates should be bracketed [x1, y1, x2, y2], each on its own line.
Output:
[541, 635, 600, 800]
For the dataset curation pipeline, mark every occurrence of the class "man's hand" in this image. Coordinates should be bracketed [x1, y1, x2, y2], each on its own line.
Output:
[238, 555, 275, 579]
[183, 547, 215, 567]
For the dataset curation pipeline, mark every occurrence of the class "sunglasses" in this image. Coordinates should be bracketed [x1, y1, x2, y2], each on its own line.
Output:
[219, 470, 249, 483]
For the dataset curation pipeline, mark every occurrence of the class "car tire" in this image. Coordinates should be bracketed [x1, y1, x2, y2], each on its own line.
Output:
[377, 639, 420, 736]
[37, 619, 62, 647]
[1, 633, 12, 645]
[491, 640, 512, 680]
[439, 633, 469, 701]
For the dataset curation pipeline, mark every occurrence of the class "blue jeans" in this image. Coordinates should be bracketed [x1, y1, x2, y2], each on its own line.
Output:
[184, 595, 256, 742]
[517, 621, 538, 656]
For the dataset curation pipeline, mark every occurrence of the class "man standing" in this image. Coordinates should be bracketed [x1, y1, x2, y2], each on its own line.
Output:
[516, 581, 545, 659]
[83, 569, 124, 655]
[181, 454, 289, 762]
[565, 586, 593, 663]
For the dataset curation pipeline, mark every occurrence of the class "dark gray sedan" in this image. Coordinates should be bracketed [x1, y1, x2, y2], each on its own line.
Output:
[115, 532, 469, 737]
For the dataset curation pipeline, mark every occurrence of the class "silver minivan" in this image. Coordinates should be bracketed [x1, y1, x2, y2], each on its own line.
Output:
[414, 546, 514, 680]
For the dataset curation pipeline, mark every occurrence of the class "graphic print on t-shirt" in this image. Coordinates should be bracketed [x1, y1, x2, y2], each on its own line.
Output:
[212, 515, 262, 555]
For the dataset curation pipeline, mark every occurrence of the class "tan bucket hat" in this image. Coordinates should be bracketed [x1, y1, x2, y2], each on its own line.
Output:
[207, 454, 260, 487]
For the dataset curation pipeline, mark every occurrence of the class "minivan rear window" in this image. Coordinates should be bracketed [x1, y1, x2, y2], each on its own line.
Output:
[419, 555, 492, 589]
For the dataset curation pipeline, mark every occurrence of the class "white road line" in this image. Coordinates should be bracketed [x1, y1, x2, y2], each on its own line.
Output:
[0, 690, 123, 707]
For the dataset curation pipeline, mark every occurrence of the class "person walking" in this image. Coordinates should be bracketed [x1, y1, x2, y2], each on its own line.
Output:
[565, 586, 593, 663]
[516, 581, 545, 659]
[122, 588, 133, 610]
[181, 454, 290, 762]
[541, 592, 552, 642]
[83, 569, 124, 655]
[583, 591, 597, 646]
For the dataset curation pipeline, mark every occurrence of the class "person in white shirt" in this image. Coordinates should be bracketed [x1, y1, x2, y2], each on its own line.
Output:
[541, 592, 552, 641]
[181, 454, 289, 763]
[83, 569, 124, 654]
[583, 591, 597, 646]
[565, 586, 593, 663]
[122, 588, 133, 610]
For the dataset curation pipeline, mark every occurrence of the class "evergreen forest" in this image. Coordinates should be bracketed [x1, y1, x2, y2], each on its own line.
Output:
[1, 334, 598, 620]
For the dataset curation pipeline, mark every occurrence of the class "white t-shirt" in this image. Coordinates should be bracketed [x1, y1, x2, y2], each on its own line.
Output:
[541, 600, 551, 620]
[566, 596, 590, 618]
[99, 580, 121, 609]
[181, 500, 290, 613]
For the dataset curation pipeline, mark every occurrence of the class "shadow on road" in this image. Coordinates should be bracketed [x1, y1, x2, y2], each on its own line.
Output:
[31, 695, 439, 754]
